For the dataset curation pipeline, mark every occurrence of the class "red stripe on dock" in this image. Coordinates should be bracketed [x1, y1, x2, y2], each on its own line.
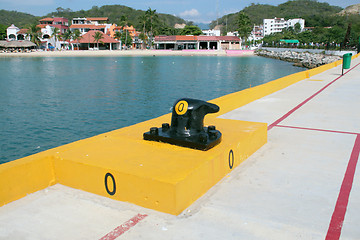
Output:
[325, 134, 360, 240]
[275, 126, 360, 239]
[268, 62, 360, 131]
[267, 62, 360, 238]
[99, 213, 148, 240]
[276, 125, 359, 135]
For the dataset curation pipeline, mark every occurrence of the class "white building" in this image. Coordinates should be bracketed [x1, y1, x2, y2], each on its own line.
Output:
[249, 25, 264, 41]
[202, 29, 221, 36]
[286, 18, 305, 32]
[7, 24, 21, 40]
[40, 25, 57, 49]
[263, 17, 305, 36]
[6, 23, 69, 50]
[226, 31, 238, 37]
[70, 17, 112, 36]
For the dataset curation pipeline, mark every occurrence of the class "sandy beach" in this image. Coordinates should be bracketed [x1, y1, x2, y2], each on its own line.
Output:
[0, 49, 255, 58]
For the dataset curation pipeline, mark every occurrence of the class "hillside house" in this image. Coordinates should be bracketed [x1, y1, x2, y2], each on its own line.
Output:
[263, 17, 305, 36]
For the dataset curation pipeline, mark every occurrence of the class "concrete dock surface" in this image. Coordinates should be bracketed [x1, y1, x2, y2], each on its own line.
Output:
[1, 56, 360, 239]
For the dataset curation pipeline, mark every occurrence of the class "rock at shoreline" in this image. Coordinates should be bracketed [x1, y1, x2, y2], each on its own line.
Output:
[255, 49, 341, 69]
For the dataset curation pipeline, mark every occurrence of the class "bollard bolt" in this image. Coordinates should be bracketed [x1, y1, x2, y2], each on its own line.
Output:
[150, 127, 159, 135]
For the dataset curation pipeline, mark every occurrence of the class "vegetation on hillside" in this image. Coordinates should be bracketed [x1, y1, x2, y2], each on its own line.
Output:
[0, 5, 186, 33]
[237, 12, 252, 40]
[46, 5, 185, 33]
[210, 0, 343, 31]
[209, 0, 359, 49]
[179, 25, 203, 35]
[261, 16, 360, 50]
[0, 23, 7, 39]
[0, 10, 39, 27]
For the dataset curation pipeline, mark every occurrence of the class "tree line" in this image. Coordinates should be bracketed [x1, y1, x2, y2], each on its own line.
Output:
[210, 0, 343, 32]
[0, 7, 204, 50]
[0, 5, 204, 46]
[218, 0, 360, 50]
[261, 19, 360, 50]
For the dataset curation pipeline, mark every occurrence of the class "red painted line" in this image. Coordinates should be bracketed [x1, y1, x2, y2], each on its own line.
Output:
[276, 125, 359, 135]
[268, 62, 360, 131]
[99, 213, 148, 240]
[326, 134, 360, 240]
[266, 62, 360, 238]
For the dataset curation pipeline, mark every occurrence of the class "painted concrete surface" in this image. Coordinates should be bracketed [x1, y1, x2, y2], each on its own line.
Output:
[1, 57, 360, 239]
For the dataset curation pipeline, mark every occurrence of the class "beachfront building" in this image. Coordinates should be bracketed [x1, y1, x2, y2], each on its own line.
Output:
[38, 17, 69, 34]
[154, 35, 241, 50]
[35, 25, 69, 50]
[6, 22, 68, 50]
[70, 17, 111, 36]
[36, 17, 70, 49]
[263, 17, 305, 36]
[108, 24, 140, 49]
[70, 30, 120, 50]
[155, 36, 196, 50]
[40, 25, 56, 49]
[6, 24, 29, 41]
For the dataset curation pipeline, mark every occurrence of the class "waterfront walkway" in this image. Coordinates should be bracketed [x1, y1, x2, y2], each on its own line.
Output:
[1, 56, 360, 239]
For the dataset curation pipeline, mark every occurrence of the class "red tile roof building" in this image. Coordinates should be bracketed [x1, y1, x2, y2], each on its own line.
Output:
[70, 17, 111, 36]
[38, 17, 69, 34]
[70, 30, 119, 50]
[154, 35, 241, 50]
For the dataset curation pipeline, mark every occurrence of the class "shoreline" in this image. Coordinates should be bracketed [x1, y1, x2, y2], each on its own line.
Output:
[0, 49, 255, 58]
[255, 49, 342, 69]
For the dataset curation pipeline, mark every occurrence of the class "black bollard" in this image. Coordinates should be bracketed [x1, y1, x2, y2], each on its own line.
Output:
[143, 98, 222, 150]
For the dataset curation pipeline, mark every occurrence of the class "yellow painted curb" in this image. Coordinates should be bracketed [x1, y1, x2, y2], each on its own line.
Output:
[55, 118, 267, 214]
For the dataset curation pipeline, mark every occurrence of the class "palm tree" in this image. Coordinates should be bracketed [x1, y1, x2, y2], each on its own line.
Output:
[119, 16, 129, 49]
[146, 8, 158, 48]
[114, 31, 122, 49]
[51, 27, 60, 49]
[62, 29, 72, 41]
[72, 29, 82, 50]
[121, 30, 132, 48]
[237, 11, 252, 46]
[114, 31, 122, 40]
[93, 31, 104, 49]
[61, 30, 72, 50]
[139, 14, 148, 49]
[27, 24, 41, 47]
[139, 32, 148, 50]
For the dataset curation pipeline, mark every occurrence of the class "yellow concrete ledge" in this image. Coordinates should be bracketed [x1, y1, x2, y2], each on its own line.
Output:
[55, 118, 267, 214]
[1, 53, 359, 214]
[0, 153, 56, 206]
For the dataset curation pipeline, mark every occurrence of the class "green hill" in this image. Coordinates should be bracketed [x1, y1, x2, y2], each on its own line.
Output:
[0, 10, 39, 27]
[0, 5, 185, 31]
[45, 5, 186, 31]
[210, 0, 343, 31]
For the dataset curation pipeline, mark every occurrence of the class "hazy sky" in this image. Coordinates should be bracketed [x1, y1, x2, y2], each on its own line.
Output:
[0, 0, 358, 23]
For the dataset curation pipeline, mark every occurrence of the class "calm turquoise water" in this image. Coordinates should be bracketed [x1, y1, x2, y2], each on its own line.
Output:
[0, 56, 305, 163]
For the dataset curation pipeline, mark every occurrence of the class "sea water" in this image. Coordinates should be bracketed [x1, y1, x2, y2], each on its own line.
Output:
[0, 56, 305, 163]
